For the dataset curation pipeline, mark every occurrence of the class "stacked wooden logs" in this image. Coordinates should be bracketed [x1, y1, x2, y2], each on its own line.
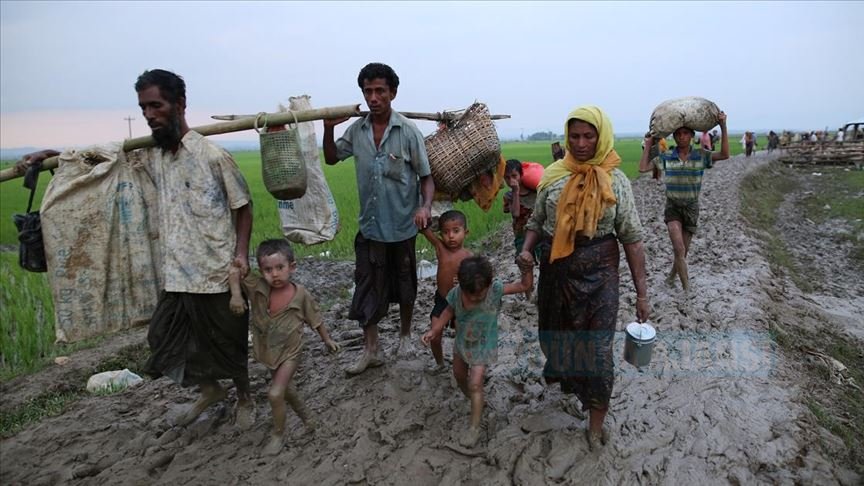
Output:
[777, 141, 864, 168]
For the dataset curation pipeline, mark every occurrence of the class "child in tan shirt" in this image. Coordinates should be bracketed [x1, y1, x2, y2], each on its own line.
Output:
[229, 239, 340, 456]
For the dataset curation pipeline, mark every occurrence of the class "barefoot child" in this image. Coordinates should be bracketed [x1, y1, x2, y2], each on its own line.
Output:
[420, 210, 473, 370]
[228, 239, 340, 455]
[421, 255, 533, 448]
[503, 159, 538, 299]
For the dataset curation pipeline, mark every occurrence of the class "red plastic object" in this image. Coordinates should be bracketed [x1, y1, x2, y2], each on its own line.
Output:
[521, 161, 544, 190]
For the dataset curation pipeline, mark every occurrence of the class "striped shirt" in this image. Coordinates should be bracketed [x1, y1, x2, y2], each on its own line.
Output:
[653, 146, 712, 201]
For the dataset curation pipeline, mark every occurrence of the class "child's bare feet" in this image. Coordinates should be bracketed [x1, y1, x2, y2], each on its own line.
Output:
[425, 362, 447, 376]
[345, 351, 384, 376]
[234, 399, 256, 428]
[459, 425, 481, 448]
[176, 384, 227, 426]
[263, 434, 284, 456]
[665, 269, 677, 288]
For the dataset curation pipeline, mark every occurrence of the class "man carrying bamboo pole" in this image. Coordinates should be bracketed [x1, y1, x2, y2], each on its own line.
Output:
[323, 63, 435, 376]
[16, 69, 255, 427]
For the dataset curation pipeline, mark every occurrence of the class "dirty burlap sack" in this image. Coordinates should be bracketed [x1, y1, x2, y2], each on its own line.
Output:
[277, 95, 341, 245]
[649, 96, 721, 139]
[40, 143, 161, 342]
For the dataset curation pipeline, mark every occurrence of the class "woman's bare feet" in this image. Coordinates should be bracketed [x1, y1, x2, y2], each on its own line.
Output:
[459, 425, 481, 448]
[585, 427, 609, 451]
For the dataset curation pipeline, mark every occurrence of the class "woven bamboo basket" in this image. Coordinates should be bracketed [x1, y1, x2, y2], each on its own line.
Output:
[256, 112, 307, 200]
[425, 103, 501, 195]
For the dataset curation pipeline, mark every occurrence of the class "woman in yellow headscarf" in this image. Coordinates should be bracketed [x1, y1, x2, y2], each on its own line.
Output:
[517, 106, 649, 450]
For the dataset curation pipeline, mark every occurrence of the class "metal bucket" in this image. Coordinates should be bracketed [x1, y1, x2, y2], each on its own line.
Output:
[623, 322, 656, 368]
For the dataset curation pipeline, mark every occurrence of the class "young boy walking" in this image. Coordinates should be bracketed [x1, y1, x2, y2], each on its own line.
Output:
[229, 239, 340, 456]
[639, 112, 729, 291]
[420, 210, 473, 371]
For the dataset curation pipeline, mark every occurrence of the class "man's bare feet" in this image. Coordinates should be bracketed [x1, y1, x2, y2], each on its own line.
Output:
[345, 351, 383, 376]
[234, 399, 256, 428]
[560, 396, 586, 420]
[262, 434, 284, 456]
[176, 384, 227, 426]
[394, 336, 417, 359]
[459, 425, 481, 448]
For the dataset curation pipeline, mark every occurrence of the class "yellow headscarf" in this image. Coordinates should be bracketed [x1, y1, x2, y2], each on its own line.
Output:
[537, 106, 621, 262]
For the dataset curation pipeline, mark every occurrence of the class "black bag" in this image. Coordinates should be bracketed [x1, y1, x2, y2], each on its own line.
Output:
[12, 164, 49, 272]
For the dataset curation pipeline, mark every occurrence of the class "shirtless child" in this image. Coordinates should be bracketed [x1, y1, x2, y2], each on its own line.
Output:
[420, 210, 472, 371]
[228, 239, 340, 455]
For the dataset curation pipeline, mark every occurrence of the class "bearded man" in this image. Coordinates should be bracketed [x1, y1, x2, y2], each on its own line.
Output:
[16, 69, 255, 426]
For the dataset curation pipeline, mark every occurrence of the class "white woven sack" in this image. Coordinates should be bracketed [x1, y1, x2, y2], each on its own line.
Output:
[277, 95, 340, 245]
[41, 143, 162, 342]
[649, 97, 721, 138]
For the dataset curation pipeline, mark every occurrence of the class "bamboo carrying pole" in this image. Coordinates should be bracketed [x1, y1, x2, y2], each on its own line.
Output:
[0, 104, 361, 183]
[212, 111, 511, 122]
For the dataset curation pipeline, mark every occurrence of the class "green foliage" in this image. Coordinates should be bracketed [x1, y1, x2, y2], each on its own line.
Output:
[0, 389, 83, 437]
[0, 253, 58, 380]
[526, 131, 560, 141]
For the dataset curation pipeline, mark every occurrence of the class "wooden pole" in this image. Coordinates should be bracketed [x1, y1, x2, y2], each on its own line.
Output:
[0, 104, 361, 183]
[212, 110, 511, 122]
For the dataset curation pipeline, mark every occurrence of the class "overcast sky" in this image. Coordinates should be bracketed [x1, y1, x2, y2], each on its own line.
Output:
[1, 1, 862, 148]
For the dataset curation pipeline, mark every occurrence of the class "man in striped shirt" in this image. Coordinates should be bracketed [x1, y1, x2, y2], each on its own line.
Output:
[639, 112, 728, 291]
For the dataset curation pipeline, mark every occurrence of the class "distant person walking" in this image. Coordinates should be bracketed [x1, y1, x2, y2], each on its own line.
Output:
[641, 136, 668, 180]
[744, 131, 756, 157]
[700, 131, 712, 151]
[767, 131, 780, 152]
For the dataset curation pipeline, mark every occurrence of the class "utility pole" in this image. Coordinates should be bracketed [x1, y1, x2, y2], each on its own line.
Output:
[124, 116, 135, 138]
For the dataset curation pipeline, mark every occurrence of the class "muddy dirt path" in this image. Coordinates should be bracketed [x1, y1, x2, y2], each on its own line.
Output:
[1, 153, 860, 485]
